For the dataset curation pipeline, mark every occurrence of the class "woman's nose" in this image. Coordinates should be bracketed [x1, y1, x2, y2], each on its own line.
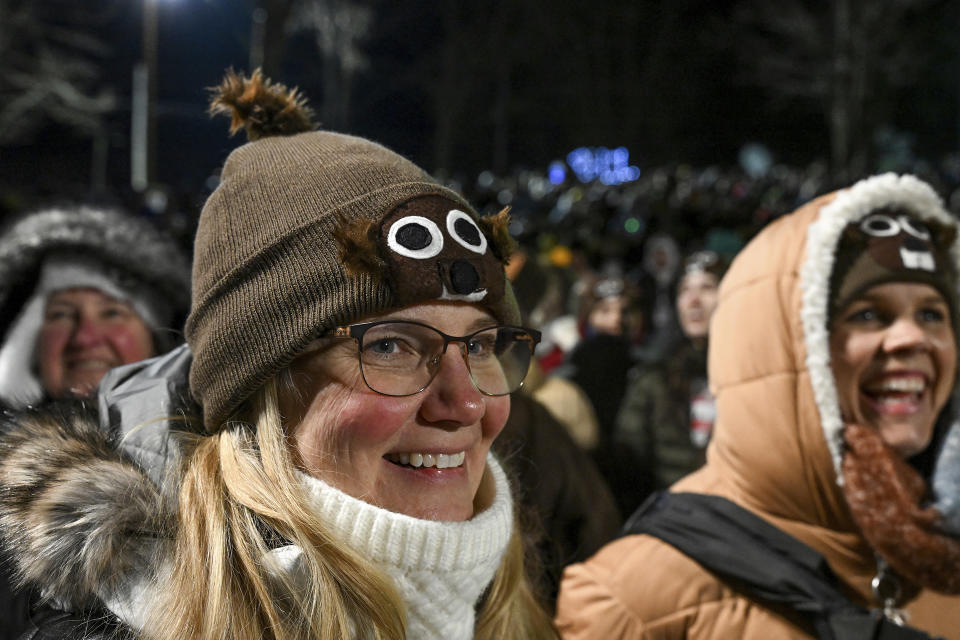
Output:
[68, 316, 105, 348]
[883, 317, 928, 353]
[419, 348, 485, 426]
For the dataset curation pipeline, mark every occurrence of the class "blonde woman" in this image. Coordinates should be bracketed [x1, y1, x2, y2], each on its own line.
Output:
[0, 70, 558, 639]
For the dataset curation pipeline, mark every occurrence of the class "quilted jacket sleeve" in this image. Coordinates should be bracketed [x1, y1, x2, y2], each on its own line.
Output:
[555, 534, 813, 639]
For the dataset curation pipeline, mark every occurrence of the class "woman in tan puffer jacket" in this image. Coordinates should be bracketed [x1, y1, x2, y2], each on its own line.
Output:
[555, 173, 960, 639]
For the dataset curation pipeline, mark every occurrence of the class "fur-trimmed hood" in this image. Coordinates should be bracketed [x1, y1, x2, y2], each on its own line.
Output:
[676, 173, 960, 603]
[0, 206, 190, 329]
[0, 400, 173, 618]
[0, 345, 194, 624]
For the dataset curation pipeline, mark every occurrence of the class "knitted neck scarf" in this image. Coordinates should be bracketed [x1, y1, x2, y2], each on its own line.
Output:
[269, 454, 514, 640]
[842, 423, 960, 597]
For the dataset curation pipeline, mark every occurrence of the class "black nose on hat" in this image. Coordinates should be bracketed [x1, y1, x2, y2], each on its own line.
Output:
[903, 235, 929, 251]
[449, 260, 480, 294]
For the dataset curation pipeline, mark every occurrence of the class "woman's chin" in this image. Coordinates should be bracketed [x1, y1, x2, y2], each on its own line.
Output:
[875, 421, 935, 458]
[385, 496, 474, 522]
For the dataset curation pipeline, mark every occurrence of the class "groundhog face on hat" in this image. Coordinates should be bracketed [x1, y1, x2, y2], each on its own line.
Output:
[831, 209, 957, 314]
[336, 195, 513, 311]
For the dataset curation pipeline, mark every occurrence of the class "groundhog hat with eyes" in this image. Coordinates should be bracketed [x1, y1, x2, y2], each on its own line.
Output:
[187, 69, 519, 431]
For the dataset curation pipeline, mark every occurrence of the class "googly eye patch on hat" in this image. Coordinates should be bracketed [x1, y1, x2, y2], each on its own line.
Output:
[858, 212, 937, 271]
[376, 195, 507, 307]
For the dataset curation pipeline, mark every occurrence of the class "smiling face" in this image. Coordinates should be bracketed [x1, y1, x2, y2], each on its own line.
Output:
[829, 282, 956, 458]
[280, 302, 510, 522]
[37, 288, 155, 399]
[676, 270, 720, 340]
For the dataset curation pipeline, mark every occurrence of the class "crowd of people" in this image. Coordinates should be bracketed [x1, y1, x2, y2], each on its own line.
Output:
[0, 69, 958, 639]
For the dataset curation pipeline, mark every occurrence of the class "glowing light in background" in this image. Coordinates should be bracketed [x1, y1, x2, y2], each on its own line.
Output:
[738, 142, 773, 178]
[548, 160, 567, 185]
[566, 147, 641, 185]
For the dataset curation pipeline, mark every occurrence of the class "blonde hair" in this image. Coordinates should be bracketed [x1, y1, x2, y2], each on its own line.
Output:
[139, 377, 557, 639]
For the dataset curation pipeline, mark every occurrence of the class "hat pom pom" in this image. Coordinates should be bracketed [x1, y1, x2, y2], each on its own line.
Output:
[208, 68, 316, 141]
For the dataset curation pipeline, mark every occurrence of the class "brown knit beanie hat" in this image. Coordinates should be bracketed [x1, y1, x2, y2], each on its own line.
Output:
[186, 70, 519, 431]
[829, 207, 958, 321]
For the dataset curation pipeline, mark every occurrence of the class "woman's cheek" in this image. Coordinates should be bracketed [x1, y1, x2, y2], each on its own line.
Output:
[481, 395, 511, 440]
[105, 323, 155, 362]
[318, 387, 420, 446]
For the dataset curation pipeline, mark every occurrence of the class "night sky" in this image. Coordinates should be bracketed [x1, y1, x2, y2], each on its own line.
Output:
[4, 0, 960, 212]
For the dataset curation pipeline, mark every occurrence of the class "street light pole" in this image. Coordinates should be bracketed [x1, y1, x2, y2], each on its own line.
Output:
[132, 0, 158, 192]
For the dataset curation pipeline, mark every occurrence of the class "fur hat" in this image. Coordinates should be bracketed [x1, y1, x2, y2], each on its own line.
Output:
[0, 206, 191, 407]
[187, 70, 519, 431]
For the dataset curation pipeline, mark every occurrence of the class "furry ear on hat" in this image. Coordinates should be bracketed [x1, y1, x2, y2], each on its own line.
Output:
[208, 68, 316, 141]
[334, 216, 388, 279]
[478, 207, 515, 265]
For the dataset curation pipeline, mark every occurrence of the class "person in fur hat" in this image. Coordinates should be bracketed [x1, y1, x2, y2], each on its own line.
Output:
[0, 205, 191, 408]
[0, 205, 189, 638]
[0, 70, 558, 639]
[556, 174, 960, 639]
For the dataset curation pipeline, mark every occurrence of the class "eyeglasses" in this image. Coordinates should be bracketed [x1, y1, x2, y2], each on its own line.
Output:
[331, 320, 542, 397]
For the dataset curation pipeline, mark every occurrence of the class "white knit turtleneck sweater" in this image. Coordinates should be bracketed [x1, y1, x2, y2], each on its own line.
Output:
[269, 453, 513, 639]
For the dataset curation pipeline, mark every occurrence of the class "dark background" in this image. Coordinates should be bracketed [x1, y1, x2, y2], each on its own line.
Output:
[3, 0, 960, 239]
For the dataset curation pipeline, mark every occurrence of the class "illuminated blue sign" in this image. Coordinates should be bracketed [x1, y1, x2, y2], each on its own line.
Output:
[548, 160, 567, 185]
[566, 147, 641, 185]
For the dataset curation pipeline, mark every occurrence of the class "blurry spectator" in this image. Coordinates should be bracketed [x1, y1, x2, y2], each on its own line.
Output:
[0, 205, 190, 636]
[557, 272, 640, 481]
[509, 245, 601, 451]
[610, 250, 726, 515]
[531, 246, 592, 375]
[639, 233, 682, 361]
[0, 206, 190, 409]
[499, 242, 622, 606]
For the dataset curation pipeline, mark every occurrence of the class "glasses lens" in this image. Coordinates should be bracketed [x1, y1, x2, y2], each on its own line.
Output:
[357, 322, 441, 395]
[466, 327, 536, 395]
[354, 322, 537, 396]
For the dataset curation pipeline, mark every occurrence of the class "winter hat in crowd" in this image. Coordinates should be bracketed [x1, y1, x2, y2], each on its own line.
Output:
[187, 69, 519, 431]
[829, 208, 958, 320]
[681, 250, 727, 282]
[0, 206, 191, 407]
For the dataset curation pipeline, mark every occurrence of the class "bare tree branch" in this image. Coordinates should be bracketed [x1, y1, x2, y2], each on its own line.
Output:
[0, 0, 116, 145]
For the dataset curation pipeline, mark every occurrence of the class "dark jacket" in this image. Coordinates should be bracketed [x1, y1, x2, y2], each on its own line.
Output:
[14, 606, 128, 640]
[0, 561, 31, 640]
[494, 392, 621, 608]
[562, 333, 634, 445]
[611, 339, 711, 514]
